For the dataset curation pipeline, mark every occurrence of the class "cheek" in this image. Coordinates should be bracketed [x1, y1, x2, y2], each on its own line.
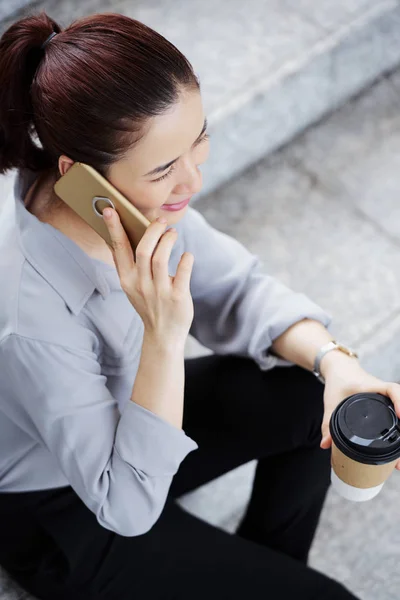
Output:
[132, 186, 176, 222]
[107, 166, 164, 212]
[133, 187, 163, 210]
[115, 181, 165, 212]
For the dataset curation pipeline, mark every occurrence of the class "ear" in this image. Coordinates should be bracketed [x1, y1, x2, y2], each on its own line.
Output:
[58, 155, 75, 177]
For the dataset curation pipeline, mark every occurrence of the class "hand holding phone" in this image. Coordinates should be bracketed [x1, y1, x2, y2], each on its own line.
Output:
[103, 208, 195, 343]
[54, 162, 150, 252]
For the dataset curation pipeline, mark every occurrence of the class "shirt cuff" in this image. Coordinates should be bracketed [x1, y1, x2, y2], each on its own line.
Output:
[115, 400, 198, 476]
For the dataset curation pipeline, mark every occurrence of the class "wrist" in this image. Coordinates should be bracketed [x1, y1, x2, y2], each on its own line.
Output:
[143, 331, 186, 356]
[320, 348, 360, 380]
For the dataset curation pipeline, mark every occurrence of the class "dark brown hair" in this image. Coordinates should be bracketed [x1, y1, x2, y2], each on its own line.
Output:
[0, 11, 199, 176]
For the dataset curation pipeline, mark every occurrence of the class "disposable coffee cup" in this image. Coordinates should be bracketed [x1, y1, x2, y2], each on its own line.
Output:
[329, 393, 400, 501]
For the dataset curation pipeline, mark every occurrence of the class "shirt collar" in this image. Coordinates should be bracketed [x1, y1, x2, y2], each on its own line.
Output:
[14, 168, 114, 315]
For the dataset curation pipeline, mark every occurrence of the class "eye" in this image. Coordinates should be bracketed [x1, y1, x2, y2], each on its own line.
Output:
[152, 132, 210, 183]
[153, 163, 177, 183]
[195, 132, 210, 146]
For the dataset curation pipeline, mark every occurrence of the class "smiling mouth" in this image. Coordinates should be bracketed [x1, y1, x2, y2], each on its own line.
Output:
[163, 196, 191, 206]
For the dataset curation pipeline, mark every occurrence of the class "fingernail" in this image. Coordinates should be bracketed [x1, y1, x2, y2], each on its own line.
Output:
[157, 217, 167, 223]
[103, 208, 112, 219]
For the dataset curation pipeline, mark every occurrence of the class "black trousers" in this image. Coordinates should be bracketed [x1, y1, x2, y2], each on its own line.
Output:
[0, 354, 359, 600]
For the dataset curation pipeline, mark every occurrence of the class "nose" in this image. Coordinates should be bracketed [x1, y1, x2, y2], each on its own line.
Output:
[174, 158, 202, 197]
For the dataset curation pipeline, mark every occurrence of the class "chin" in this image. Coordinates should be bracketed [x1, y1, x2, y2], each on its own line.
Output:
[160, 203, 189, 222]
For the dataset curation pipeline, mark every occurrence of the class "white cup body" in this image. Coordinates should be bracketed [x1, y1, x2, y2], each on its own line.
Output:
[330, 468, 384, 502]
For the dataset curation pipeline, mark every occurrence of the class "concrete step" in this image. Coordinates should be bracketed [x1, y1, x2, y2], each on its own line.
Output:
[0, 0, 31, 22]
[2, 0, 400, 197]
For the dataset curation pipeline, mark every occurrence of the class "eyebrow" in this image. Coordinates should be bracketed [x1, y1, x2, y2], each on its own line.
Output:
[144, 118, 208, 177]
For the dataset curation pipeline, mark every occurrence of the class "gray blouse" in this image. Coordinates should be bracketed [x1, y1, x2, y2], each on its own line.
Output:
[0, 168, 331, 536]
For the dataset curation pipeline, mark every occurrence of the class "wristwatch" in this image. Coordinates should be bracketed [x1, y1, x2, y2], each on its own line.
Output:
[313, 340, 358, 384]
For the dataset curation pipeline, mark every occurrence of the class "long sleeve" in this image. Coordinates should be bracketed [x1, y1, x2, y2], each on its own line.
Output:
[184, 207, 332, 370]
[0, 334, 198, 536]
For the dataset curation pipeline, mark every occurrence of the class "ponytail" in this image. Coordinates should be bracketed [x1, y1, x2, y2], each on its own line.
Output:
[0, 12, 61, 174]
[0, 11, 199, 179]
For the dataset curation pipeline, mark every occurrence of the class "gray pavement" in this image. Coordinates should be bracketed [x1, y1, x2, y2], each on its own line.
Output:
[0, 0, 31, 21]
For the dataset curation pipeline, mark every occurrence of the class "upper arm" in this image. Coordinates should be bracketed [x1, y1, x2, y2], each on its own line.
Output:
[0, 333, 197, 535]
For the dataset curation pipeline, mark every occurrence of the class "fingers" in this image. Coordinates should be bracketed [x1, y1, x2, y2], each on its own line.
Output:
[134, 217, 170, 282]
[321, 401, 334, 449]
[320, 436, 332, 450]
[320, 388, 337, 450]
[173, 252, 195, 294]
[320, 429, 332, 449]
[386, 385, 400, 472]
[384, 382, 400, 418]
[151, 228, 178, 288]
[103, 208, 135, 280]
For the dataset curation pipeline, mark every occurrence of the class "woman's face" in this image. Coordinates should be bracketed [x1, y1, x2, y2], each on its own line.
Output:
[107, 87, 209, 225]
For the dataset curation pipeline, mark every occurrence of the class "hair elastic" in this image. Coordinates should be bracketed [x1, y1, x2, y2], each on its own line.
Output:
[41, 31, 58, 50]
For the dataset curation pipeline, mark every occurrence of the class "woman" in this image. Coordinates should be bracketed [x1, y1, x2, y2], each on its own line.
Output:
[0, 11, 398, 600]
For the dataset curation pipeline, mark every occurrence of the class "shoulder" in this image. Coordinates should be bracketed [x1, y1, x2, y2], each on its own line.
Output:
[0, 223, 95, 354]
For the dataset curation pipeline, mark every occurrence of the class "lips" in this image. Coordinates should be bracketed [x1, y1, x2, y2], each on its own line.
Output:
[163, 196, 191, 207]
[161, 196, 192, 211]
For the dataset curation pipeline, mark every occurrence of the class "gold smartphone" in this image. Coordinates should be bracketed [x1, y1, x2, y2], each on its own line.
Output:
[54, 162, 150, 251]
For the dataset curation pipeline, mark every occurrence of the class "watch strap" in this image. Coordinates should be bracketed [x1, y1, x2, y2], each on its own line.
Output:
[313, 340, 358, 384]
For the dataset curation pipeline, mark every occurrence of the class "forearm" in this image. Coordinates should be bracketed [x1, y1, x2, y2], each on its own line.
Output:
[271, 318, 359, 379]
[130, 332, 186, 429]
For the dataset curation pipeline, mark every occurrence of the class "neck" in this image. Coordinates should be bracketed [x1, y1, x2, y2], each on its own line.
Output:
[25, 170, 116, 267]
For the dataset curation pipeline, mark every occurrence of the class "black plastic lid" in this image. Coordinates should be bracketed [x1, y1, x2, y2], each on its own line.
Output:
[329, 393, 400, 465]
